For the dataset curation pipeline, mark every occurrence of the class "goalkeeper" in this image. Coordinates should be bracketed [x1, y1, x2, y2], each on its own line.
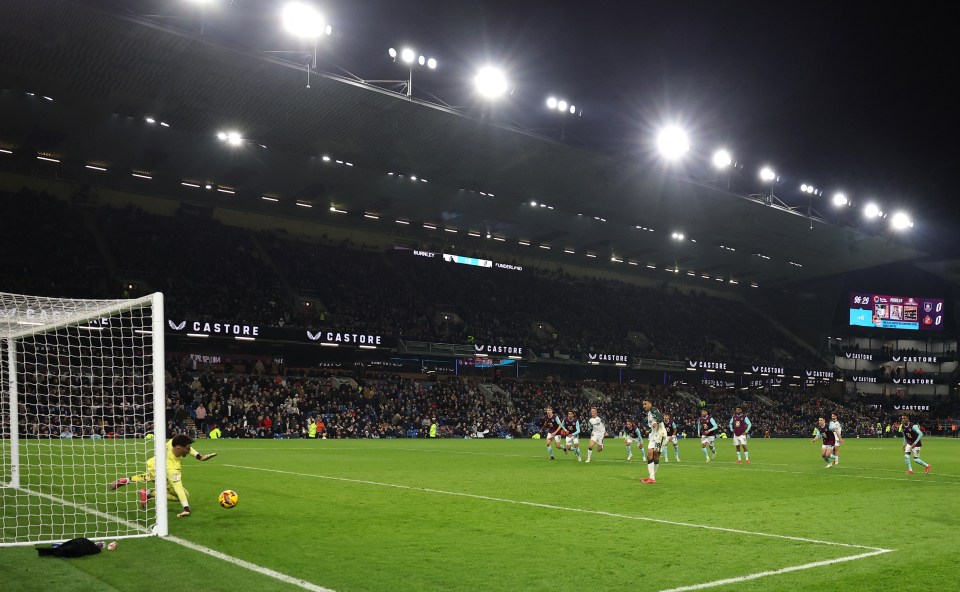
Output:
[110, 434, 217, 517]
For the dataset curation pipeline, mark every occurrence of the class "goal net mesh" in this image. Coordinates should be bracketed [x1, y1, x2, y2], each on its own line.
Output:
[0, 292, 165, 545]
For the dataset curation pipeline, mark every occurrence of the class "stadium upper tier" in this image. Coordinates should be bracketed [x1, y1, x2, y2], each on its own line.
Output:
[1, 188, 827, 369]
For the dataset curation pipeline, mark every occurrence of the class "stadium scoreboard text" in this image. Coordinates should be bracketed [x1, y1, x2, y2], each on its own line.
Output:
[849, 293, 944, 331]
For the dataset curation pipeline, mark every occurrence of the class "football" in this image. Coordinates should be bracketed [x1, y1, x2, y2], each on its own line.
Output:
[218, 489, 239, 509]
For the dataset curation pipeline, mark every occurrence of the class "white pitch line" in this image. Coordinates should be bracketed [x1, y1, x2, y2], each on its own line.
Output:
[168, 535, 336, 592]
[668, 461, 960, 484]
[16, 487, 336, 591]
[224, 463, 889, 552]
[657, 548, 892, 592]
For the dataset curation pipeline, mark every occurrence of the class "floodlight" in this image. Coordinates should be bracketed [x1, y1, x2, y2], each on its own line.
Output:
[226, 131, 242, 146]
[557, 100, 568, 111]
[400, 47, 415, 64]
[863, 203, 880, 218]
[546, 97, 558, 109]
[474, 66, 508, 98]
[569, 105, 576, 114]
[832, 193, 848, 206]
[418, 55, 425, 66]
[712, 149, 732, 169]
[325, 25, 332, 36]
[282, 2, 325, 38]
[891, 211, 911, 230]
[427, 58, 437, 69]
[759, 167, 776, 182]
[801, 184, 808, 192]
[388, 48, 397, 59]
[656, 126, 689, 159]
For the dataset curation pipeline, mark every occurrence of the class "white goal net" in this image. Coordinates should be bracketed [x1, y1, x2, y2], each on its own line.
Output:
[0, 292, 167, 546]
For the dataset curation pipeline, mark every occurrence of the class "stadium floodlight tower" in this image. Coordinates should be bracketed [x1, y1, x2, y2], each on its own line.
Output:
[0, 292, 167, 546]
[656, 126, 690, 160]
[385, 47, 437, 98]
[474, 66, 508, 99]
[280, 2, 331, 88]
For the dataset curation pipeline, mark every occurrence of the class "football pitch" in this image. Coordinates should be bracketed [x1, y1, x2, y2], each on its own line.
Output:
[1, 437, 958, 591]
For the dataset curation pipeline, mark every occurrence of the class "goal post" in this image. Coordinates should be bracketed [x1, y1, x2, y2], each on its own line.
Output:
[0, 291, 167, 546]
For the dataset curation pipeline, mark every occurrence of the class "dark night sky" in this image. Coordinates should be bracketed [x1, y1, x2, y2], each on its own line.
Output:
[107, 1, 960, 248]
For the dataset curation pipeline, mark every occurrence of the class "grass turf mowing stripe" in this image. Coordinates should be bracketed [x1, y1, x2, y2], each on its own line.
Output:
[224, 463, 890, 552]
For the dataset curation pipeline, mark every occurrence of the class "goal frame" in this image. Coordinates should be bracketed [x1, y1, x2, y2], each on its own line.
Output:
[1, 291, 167, 545]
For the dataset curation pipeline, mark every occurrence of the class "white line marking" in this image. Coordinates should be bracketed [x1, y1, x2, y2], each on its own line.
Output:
[168, 535, 336, 592]
[669, 461, 959, 484]
[15, 487, 336, 591]
[657, 549, 893, 592]
[224, 463, 889, 551]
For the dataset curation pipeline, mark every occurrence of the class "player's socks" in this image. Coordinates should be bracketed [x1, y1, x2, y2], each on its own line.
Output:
[744, 452, 749, 461]
[647, 461, 655, 479]
[829, 454, 837, 463]
[575, 447, 581, 458]
[736, 451, 742, 461]
[904, 454, 912, 470]
[626, 444, 632, 457]
[587, 448, 593, 462]
[915, 458, 928, 468]
[547, 445, 553, 459]
[702, 447, 709, 460]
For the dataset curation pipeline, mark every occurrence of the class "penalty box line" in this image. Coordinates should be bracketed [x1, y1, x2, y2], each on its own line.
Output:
[224, 463, 890, 552]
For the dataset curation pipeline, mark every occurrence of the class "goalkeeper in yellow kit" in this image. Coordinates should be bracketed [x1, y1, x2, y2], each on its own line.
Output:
[110, 434, 217, 517]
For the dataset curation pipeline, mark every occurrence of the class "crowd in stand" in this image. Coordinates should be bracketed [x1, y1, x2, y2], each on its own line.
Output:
[156, 357, 954, 442]
[2, 189, 836, 370]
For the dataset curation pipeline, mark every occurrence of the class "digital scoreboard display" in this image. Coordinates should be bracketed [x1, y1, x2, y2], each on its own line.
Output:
[849, 293, 944, 331]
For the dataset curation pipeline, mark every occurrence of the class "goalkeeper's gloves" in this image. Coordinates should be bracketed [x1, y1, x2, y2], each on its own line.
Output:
[196, 453, 218, 461]
[177, 507, 191, 518]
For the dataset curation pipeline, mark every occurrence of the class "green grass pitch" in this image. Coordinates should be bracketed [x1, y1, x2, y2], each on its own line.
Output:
[1, 437, 958, 591]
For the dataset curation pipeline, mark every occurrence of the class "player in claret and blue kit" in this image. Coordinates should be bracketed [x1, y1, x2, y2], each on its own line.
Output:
[698, 409, 718, 462]
[729, 406, 752, 464]
[623, 419, 644, 461]
[811, 417, 838, 468]
[540, 407, 563, 460]
[663, 414, 679, 462]
[900, 414, 931, 475]
[562, 410, 583, 462]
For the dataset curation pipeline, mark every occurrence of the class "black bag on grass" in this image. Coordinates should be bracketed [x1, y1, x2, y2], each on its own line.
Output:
[37, 537, 102, 558]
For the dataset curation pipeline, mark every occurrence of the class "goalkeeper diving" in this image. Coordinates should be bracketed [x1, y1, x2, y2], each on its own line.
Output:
[110, 434, 217, 517]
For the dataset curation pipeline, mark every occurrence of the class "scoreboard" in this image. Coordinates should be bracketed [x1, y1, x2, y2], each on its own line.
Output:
[849, 293, 944, 331]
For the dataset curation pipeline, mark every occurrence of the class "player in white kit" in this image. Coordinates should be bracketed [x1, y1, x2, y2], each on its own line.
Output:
[585, 407, 606, 463]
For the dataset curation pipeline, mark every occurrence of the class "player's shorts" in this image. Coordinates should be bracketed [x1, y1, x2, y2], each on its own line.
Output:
[668, 435, 678, 445]
[732, 434, 748, 446]
[648, 429, 667, 451]
[624, 436, 639, 446]
[701, 435, 715, 445]
[821, 444, 834, 454]
[565, 436, 579, 446]
[904, 444, 922, 456]
[590, 434, 604, 446]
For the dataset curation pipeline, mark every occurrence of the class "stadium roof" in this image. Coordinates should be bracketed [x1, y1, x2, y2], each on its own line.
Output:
[0, 0, 938, 288]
